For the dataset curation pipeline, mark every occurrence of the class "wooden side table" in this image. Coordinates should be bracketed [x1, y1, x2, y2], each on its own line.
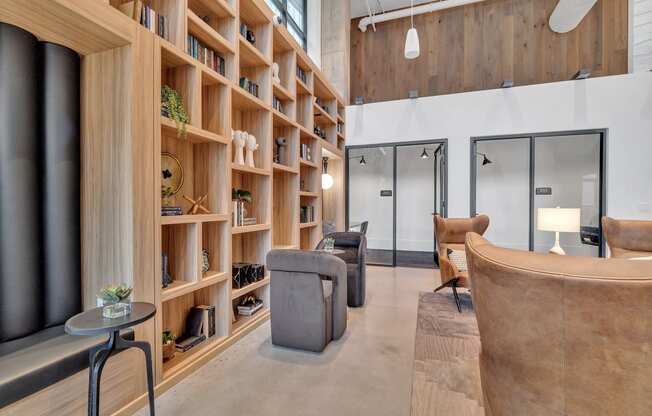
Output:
[65, 302, 157, 416]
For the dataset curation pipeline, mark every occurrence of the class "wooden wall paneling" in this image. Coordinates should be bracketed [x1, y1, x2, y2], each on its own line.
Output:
[272, 171, 300, 247]
[322, 156, 345, 232]
[194, 142, 228, 214]
[350, 0, 629, 103]
[201, 73, 230, 136]
[162, 223, 200, 284]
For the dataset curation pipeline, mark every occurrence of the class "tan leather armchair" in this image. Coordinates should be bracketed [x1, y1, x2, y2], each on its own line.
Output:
[602, 216, 652, 258]
[465, 233, 652, 416]
[433, 214, 489, 312]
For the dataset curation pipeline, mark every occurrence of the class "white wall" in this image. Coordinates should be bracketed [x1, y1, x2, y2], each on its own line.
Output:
[346, 72, 652, 224]
[634, 0, 652, 71]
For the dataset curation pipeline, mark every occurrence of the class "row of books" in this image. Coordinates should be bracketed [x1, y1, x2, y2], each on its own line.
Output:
[232, 200, 257, 227]
[300, 205, 316, 223]
[296, 65, 307, 84]
[118, 2, 168, 40]
[187, 34, 226, 76]
[272, 96, 284, 113]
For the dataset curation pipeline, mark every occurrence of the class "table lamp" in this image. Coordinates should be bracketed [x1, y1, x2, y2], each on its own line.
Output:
[537, 207, 581, 255]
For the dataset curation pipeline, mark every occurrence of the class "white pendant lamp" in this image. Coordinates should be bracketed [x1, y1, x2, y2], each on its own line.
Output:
[322, 158, 334, 190]
[404, 0, 420, 59]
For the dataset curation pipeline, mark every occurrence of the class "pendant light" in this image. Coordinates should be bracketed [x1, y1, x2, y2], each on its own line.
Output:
[420, 148, 429, 159]
[404, 0, 420, 59]
[360, 155, 367, 166]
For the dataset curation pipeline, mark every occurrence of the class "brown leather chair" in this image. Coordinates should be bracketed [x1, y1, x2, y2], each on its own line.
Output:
[433, 214, 489, 312]
[602, 216, 652, 258]
[465, 233, 652, 416]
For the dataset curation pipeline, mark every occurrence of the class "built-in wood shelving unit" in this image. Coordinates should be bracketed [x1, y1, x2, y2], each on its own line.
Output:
[108, 0, 346, 398]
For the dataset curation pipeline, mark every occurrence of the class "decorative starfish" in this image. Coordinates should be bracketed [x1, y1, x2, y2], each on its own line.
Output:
[183, 194, 210, 215]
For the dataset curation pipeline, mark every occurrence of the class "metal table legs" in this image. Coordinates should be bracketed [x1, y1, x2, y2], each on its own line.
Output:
[88, 331, 155, 416]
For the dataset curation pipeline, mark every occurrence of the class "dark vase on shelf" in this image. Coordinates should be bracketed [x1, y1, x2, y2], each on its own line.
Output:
[162, 253, 172, 288]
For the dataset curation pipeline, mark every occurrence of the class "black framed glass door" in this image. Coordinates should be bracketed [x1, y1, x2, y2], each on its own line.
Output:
[471, 130, 606, 257]
[346, 140, 448, 267]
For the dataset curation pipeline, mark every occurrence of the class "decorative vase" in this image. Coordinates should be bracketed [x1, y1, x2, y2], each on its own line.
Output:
[245, 134, 258, 167]
[202, 249, 210, 273]
[233, 130, 246, 165]
[162, 341, 176, 361]
[98, 299, 132, 319]
[275, 137, 287, 165]
[162, 253, 172, 288]
[272, 62, 281, 84]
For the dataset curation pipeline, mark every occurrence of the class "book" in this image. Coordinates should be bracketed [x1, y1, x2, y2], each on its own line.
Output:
[196, 305, 216, 338]
[175, 334, 206, 352]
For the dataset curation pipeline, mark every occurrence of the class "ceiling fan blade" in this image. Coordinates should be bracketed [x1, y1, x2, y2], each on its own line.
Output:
[549, 0, 598, 33]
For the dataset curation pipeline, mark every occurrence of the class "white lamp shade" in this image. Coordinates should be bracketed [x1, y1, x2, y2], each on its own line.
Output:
[537, 207, 581, 233]
[404, 28, 420, 59]
[322, 173, 334, 190]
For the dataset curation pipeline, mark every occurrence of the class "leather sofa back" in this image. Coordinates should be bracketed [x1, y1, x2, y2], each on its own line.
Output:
[603, 216, 652, 258]
[465, 233, 652, 416]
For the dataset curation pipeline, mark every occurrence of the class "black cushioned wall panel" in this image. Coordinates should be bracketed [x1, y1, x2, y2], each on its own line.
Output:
[40, 42, 81, 327]
[0, 23, 43, 342]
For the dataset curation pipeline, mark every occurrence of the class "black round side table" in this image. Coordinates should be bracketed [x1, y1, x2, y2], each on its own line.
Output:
[65, 302, 157, 416]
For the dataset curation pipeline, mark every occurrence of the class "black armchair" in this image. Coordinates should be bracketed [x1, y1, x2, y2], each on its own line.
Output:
[317, 232, 367, 307]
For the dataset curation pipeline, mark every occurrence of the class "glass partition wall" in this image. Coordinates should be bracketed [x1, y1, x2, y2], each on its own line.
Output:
[347, 140, 448, 267]
[471, 130, 605, 257]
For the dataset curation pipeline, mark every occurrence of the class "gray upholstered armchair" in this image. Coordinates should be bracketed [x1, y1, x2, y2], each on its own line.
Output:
[317, 232, 367, 307]
[267, 250, 347, 352]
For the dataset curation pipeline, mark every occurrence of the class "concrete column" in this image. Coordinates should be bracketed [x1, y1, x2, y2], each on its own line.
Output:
[321, 0, 350, 102]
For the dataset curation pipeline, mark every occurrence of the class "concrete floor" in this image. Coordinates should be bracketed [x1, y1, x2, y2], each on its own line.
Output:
[138, 266, 439, 416]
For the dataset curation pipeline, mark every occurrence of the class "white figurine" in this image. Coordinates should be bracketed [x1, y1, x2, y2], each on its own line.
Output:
[245, 134, 259, 168]
[272, 62, 281, 84]
[233, 130, 246, 165]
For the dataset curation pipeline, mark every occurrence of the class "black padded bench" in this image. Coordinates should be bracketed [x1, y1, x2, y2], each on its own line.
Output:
[0, 325, 133, 408]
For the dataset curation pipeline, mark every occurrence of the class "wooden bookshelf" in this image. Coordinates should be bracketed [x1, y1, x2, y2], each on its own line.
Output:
[22, 0, 348, 412]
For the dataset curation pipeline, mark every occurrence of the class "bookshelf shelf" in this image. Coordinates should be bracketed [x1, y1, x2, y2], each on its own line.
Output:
[163, 334, 229, 379]
[231, 274, 270, 299]
[188, 10, 235, 55]
[299, 191, 319, 198]
[296, 77, 311, 96]
[299, 158, 318, 169]
[300, 222, 318, 229]
[162, 271, 229, 302]
[273, 163, 298, 174]
[161, 213, 230, 225]
[314, 103, 337, 126]
[232, 308, 270, 336]
[232, 223, 271, 234]
[272, 107, 295, 127]
[161, 117, 229, 145]
[188, 0, 236, 19]
[273, 81, 294, 101]
[232, 85, 269, 111]
[239, 35, 271, 67]
[273, 244, 299, 250]
[232, 163, 272, 176]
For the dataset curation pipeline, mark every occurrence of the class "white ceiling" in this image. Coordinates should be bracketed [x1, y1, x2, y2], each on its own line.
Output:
[351, 0, 437, 19]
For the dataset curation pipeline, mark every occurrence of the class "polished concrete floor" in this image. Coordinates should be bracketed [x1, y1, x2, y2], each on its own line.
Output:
[138, 266, 439, 416]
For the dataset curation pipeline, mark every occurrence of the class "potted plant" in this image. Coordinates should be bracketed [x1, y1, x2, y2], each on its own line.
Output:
[162, 330, 177, 361]
[97, 284, 133, 319]
[161, 85, 189, 138]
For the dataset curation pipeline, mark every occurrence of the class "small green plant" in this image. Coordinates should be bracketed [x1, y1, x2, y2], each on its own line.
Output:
[162, 330, 177, 345]
[98, 284, 133, 304]
[324, 236, 336, 251]
[232, 188, 253, 203]
[161, 85, 189, 138]
[161, 185, 175, 206]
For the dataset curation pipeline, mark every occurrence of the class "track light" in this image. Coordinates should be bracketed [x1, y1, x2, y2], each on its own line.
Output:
[476, 152, 492, 166]
[573, 69, 591, 80]
[360, 155, 366, 166]
[420, 148, 429, 159]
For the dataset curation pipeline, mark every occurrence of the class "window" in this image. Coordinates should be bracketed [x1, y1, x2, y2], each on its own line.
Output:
[266, 0, 307, 49]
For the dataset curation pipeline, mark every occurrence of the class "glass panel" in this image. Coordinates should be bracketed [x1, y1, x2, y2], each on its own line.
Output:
[395, 144, 438, 268]
[348, 147, 394, 266]
[264, 0, 283, 19]
[475, 139, 530, 250]
[533, 134, 601, 257]
[287, 0, 305, 30]
[287, 23, 305, 48]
